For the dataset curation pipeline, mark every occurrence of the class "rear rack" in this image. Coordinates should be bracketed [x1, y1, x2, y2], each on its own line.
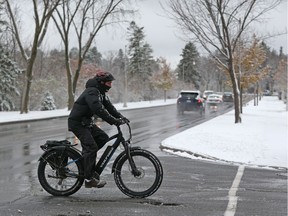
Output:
[40, 140, 78, 151]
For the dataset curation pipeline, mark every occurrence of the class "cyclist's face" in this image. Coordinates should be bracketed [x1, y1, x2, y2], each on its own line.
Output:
[102, 81, 112, 92]
[104, 81, 112, 88]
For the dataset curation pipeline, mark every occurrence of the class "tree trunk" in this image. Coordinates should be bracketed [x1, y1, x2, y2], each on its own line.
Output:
[20, 75, 31, 114]
[73, 58, 84, 95]
[67, 75, 74, 110]
[228, 59, 241, 123]
[20, 49, 38, 113]
[232, 83, 241, 123]
[65, 56, 74, 110]
[240, 84, 243, 113]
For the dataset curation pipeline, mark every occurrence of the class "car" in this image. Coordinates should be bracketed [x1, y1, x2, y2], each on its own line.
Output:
[203, 90, 214, 100]
[206, 94, 223, 103]
[263, 90, 270, 96]
[205, 94, 223, 112]
[222, 92, 234, 102]
[177, 90, 205, 115]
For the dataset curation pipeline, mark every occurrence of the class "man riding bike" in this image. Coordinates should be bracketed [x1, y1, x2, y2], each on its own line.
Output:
[68, 70, 129, 188]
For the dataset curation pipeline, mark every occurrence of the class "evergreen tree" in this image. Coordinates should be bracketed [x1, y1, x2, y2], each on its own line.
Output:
[177, 42, 201, 89]
[127, 21, 145, 76]
[85, 46, 102, 66]
[69, 47, 79, 59]
[40, 91, 56, 111]
[114, 49, 125, 72]
[111, 48, 126, 103]
[141, 43, 154, 76]
[127, 21, 154, 100]
[0, 45, 21, 111]
[259, 41, 283, 93]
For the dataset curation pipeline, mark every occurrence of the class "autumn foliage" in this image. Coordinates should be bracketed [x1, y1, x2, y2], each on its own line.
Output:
[150, 58, 175, 101]
[222, 36, 270, 90]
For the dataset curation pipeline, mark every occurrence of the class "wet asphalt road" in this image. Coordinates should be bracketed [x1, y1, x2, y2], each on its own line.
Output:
[0, 103, 287, 216]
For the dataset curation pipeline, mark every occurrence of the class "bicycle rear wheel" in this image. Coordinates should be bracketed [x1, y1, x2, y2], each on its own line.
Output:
[38, 149, 84, 196]
[114, 149, 163, 198]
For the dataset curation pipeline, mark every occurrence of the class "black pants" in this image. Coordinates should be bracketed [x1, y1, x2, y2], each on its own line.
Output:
[70, 124, 109, 179]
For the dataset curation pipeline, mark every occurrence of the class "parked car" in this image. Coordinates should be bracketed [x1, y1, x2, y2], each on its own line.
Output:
[222, 92, 234, 102]
[203, 90, 214, 100]
[177, 90, 205, 115]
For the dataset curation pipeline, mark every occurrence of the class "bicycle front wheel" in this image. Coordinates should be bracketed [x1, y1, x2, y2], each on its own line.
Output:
[114, 149, 163, 198]
[38, 149, 84, 196]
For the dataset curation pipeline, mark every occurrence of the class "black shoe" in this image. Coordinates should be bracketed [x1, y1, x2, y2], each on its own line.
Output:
[85, 178, 106, 188]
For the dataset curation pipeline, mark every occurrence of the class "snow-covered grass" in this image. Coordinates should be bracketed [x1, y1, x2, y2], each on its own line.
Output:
[0, 97, 287, 169]
[162, 96, 287, 169]
[0, 99, 177, 124]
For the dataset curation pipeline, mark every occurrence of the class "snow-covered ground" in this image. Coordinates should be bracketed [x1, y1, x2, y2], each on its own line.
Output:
[0, 97, 287, 169]
[162, 96, 288, 169]
[0, 99, 177, 124]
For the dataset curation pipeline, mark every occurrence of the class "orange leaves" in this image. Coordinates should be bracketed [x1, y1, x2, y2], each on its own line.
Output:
[235, 35, 268, 88]
[150, 57, 175, 91]
[241, 37, 266, 73]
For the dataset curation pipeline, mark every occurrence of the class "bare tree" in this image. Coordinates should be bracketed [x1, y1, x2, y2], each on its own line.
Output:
[5, 0, 60, 113]
[165, 0, 281, 123]
[52, 0, 134, 109]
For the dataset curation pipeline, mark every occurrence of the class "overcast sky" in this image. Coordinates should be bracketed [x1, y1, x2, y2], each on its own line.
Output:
[92, 0, 287, 69]
[39, 0, 287, 69]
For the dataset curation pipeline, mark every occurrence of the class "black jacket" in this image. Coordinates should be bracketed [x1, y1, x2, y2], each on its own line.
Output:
[68, 77, 122, 129]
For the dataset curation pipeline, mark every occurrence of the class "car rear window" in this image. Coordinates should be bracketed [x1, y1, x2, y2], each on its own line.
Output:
[181, 92, 198, 99]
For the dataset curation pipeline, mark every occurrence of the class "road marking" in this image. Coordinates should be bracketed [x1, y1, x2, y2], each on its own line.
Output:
[224, 165, 245, 216]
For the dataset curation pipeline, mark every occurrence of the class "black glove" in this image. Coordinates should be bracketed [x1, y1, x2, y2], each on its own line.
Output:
[122, 116, 130, 123]
[115, 118, 127, 126]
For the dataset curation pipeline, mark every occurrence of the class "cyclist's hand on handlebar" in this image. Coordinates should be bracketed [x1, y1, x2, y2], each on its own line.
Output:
[115, 118, 128, 126]
[122, 116, 130, 123]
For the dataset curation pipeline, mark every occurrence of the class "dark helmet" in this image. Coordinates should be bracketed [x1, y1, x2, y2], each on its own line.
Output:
[95, 70, 115, 82]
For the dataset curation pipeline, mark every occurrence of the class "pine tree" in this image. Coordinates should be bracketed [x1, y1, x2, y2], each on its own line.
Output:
[111, 49, 126, 103]
[0, 45, 21, 111]
[40, 91, 56, 111]
[127, 21, 155, 100]
[85, 46, 102, 66]
[177, 42, 201, 89]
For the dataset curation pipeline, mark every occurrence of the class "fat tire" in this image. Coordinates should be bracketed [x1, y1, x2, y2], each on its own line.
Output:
[38, 149, 84, 196]
[114, 149, 163, 198]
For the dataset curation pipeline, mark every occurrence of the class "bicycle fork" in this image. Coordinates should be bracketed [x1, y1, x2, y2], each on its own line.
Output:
[124, 143, 142, 177]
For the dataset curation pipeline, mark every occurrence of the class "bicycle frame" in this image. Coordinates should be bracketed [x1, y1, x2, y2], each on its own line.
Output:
[94, 123, 140, 176]
[94, 125, 124, 175]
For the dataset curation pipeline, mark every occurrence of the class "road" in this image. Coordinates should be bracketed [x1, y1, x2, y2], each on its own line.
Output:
[0, 103, 287, 216]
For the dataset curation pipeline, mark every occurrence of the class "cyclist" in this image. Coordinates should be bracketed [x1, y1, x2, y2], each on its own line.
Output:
[68, 70, 129, 188]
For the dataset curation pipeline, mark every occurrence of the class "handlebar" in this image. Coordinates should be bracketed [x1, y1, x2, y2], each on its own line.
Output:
[116, 122, 132, 142]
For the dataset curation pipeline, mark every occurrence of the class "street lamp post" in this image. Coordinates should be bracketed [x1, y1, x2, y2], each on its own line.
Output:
[123, 46, 128, 107]
[182, 64, 185, 81]
[123, 64, 128, 107]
